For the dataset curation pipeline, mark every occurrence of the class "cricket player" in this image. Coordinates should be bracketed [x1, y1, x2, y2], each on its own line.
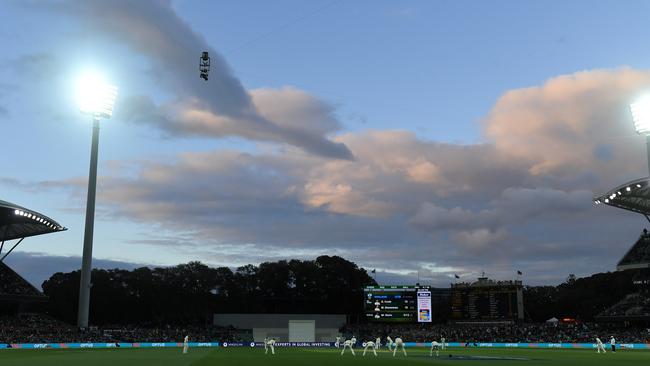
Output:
[430, 341, 440, 357]
[392, 337, 407, 357]
[264, 337, 276, 355]
[182, 335, 189, 354]
[375, 337, 381, 350]
[362, 340, 377, 356]
[341, 337, 357, 356]
[335, 336, 341, 348]
[441, 337, 446, 350]
[386, 336, 394, 351]
[596, 337, 606, 353]
[610, 336, 616, 353]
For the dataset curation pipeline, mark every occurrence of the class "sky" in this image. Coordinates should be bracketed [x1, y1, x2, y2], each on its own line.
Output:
[3, 0, 650, 288]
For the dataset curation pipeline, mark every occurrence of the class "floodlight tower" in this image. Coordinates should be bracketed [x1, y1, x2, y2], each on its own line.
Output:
[630, 96, 650, 175]
[75, 72, 117, 328]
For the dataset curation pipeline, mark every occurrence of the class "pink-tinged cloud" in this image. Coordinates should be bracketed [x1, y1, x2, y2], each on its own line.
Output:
[485, 67, 650, 179]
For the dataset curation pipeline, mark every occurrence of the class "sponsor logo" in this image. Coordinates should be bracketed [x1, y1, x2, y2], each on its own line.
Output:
[80, 343, 94, 348]
[33, 344, 49, 349]
[150, 343, 165, 347]
[274, 342, 332, 347]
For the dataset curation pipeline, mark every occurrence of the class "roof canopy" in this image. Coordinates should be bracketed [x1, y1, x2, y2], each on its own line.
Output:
[594, 177, 650, 216]
[0, 200, 66, 242]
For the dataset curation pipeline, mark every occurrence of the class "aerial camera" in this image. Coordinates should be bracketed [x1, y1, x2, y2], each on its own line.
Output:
[199, 52, 210, 81]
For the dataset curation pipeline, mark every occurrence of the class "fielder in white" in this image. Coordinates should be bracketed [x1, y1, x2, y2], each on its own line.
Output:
[440, 337, 446, 350]
[264, 337, 276, 355]
[335, 336, 341, 348]
[341, 337, 357, 356]
[430, 341, 440, 357]
[375, 337, 381, 350]
[182, 335, 189, 354]
[392, 337, 407, 357]
[386, 336, 394, 351]
[610, 336, 616, 353]
[362, 340, 377, 356]
[596, 337, 606, 353]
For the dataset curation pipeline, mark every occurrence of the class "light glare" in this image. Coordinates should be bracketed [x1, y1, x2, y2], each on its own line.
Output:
[630, 95, 650, 135]
[76, 71, 118, 119]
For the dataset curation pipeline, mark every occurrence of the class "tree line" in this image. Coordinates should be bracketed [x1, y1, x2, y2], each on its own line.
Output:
[40, 255, 640, 325]
[523, 270, 637, 321]
[41, 256, 377, 325]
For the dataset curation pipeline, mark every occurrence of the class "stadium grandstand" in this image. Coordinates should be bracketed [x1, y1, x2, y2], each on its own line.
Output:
[0, 199, 66, 315]
[617, 229, 650, 271]
[594, 179, 650, 323]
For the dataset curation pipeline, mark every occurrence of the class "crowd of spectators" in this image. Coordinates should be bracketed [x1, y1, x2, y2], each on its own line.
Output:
[0, 313, 249, 344]
[2, 313, 650, 344]
[341, 322, 650, 344]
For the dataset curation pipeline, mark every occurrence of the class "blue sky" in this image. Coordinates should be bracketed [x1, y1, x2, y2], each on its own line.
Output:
[2, 0, 650, 288]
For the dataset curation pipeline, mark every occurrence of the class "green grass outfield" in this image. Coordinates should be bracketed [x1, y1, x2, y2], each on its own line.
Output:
[0, 346, 648, 366]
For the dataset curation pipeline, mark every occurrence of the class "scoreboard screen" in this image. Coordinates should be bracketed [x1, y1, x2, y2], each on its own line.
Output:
[364, 286, 432, 323]
[450, 286, 519, 321]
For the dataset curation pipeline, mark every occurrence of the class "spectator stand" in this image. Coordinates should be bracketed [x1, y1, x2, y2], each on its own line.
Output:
[594, 181, 650, 323]
[0, 200, 66, 314]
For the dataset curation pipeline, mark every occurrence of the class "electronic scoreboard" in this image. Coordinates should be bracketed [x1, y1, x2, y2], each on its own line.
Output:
[364, 286, 432, 323]
[450, 281, 523, 321]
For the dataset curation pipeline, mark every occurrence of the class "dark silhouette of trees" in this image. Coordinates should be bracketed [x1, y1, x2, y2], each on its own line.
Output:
[41, 256, 376, 325]
[40, 255, 640, 325]
[523, 270, 637, 321]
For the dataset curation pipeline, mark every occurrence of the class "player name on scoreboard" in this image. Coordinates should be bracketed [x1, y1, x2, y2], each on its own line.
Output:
[364, 286, 432, 323]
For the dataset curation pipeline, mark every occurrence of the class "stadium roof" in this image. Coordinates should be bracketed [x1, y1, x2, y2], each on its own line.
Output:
[0, 200, 66, 242]
[593, 177, 650, 217]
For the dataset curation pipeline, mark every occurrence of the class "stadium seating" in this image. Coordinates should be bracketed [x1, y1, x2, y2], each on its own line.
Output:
[0, 262, 43, 298]
[617, 231, 650, 270]
[597, 293, 650, 319]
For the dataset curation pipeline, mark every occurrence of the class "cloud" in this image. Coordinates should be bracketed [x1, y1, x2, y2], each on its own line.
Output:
[88, 68, 650, 285]
[46, 0, 352, 160]
[3, 251, 144, 290]
[410, 188, 593, 232]
[8, 40, 650, 288]
[485, 67, 650, 181]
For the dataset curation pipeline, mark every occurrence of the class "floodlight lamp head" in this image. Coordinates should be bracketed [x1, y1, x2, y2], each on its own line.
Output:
[76, 72, 118, 119]
[630, 95, 650, 135]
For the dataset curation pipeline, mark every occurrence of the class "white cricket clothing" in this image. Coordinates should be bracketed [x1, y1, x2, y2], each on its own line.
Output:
[182, 336, 189, 354]
[264, 338, 276, 355]
[340, 337, 356, 356]
[392, 337, 407, 357]
[362, 341, 377, 356]
[430, 341, 440, 356]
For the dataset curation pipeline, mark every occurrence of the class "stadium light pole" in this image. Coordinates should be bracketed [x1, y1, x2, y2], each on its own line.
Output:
[75, 72, 117, 329]
[630, 96, 650, 175]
